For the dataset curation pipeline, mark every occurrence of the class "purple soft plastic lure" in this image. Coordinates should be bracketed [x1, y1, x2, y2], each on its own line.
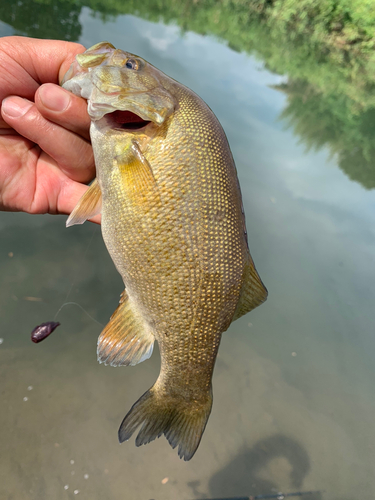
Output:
[31, 322, 60, 343]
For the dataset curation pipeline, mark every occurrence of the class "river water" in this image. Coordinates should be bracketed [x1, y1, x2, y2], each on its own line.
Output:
[0, 6, 375, 500]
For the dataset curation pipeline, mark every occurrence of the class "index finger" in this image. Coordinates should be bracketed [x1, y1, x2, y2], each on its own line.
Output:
[0, 36, 85, 128]
[0, 36, 85, 96]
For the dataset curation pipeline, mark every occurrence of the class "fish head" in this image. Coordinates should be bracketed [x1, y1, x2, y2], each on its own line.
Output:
[62, 42, 177, 125]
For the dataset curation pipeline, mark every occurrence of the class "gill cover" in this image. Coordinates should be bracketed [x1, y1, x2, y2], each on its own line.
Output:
[62, 42, 176, 123]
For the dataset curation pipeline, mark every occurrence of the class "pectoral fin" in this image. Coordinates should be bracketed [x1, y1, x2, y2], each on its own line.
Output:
[66, 178, 102, 227]
[232, 260, 268, 321]
[97, 290, 155, 367]
[115, 141, 160, 204]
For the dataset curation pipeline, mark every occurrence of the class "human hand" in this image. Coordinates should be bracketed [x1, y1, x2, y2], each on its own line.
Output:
[0, 36, 98, 221]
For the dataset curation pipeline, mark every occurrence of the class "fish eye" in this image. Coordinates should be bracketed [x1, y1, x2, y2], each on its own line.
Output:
[125, 59, 138, 70]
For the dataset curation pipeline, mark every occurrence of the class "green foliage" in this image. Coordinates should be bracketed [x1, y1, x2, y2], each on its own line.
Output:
[265, 0, 375, 52]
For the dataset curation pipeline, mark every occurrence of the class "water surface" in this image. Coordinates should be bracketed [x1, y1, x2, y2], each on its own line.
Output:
[1, 7, 375, 500]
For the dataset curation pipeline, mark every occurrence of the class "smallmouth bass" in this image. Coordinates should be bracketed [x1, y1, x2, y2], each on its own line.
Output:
[63, 42, 267, 460]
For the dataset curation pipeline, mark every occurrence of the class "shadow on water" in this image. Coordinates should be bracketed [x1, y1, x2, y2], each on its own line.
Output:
[206, 434, 322, 500]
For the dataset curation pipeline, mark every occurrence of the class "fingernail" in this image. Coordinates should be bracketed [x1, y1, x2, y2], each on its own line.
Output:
[39, 84, 70, 112]
[2, 97, 33, 118]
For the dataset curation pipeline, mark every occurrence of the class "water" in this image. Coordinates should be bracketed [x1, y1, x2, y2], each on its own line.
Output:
[1, 5, 375, 500]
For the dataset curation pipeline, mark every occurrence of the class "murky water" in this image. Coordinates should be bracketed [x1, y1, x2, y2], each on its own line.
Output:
[1, 6, 375, 500]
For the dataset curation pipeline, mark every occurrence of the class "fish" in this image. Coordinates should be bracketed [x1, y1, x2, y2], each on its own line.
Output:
[62, 42, 267, 460]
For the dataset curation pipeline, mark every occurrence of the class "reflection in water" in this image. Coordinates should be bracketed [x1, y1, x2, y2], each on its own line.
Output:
[0, 0, 374, 191]
[0, 0, 81, 40]
[277, 80, 375, 189]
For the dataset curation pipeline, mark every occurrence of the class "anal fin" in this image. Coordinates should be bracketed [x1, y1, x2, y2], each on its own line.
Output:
[66, 178, 102, 227]
[97, 290, 155, 367]
[232, 260, 268, 321]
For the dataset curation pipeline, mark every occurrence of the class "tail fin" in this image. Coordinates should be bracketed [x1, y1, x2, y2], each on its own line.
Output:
[118, 385, 212, 461]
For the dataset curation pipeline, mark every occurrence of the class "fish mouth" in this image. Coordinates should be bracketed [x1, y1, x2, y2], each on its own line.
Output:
[107, 110, 151, 130]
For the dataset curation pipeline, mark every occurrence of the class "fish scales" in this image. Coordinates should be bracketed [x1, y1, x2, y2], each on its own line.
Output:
[103, 85, 245, 358]
[63, 42, 267, 460]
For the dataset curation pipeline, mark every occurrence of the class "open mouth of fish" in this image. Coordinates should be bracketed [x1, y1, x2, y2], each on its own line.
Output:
[107, 110, 151, 130]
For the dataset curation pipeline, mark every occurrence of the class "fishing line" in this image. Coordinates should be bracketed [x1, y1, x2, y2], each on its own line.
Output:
[53, 223, 102, 326]
[54, 302, 103, 326]
[31, 223, 104, 343]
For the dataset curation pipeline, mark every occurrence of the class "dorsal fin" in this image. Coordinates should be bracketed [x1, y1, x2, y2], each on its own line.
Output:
[232, 260, 268, 321]
[97, 290, 155, 366]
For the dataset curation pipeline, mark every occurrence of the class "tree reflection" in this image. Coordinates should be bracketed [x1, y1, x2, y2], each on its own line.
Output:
[0, 0, 81, 41]
[278, 80, 375, 189]
[0, 0, 374, 190]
